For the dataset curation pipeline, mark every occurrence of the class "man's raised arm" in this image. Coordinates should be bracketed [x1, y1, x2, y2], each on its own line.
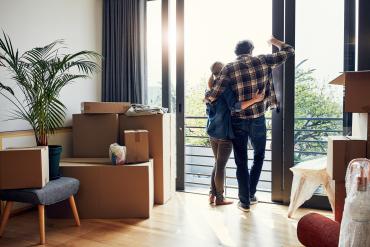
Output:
[264, 36, 295, 68]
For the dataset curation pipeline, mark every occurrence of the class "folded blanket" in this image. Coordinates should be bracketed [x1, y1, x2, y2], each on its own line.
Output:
[125, 104, 168, 116]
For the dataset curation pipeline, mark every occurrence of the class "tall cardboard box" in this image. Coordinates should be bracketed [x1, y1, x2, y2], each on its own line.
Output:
[73, 114, 119, 158]
[81, 102, 131, 114]
[124, 130, 149, 163]
[330, 71, 370, 112]
[327, 136, 367, 181]
[0, 147, 49, 189]
[47, 159, 153, 219]
[119, 114, 175, 204]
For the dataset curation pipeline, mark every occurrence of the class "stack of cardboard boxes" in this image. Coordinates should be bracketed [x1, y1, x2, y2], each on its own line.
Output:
[327, 71, 370, 222]
[119, 114, 176, 204]
[48, 102, 175, 219]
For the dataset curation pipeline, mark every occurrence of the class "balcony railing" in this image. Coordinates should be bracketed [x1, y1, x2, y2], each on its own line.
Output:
[184, 116, 343, 198]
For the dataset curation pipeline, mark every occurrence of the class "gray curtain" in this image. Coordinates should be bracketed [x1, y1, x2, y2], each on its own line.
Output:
[102, 0, 147, 103]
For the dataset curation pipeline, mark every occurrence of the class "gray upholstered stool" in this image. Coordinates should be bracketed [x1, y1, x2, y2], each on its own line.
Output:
[0, 177, 80, 245]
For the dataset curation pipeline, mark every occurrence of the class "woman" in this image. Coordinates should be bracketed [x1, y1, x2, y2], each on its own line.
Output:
[206, 61, 264, 205]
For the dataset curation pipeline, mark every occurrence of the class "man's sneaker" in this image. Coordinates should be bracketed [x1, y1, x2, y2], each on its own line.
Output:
[237, 201, 250, 212]
[250, 195, 258, 205]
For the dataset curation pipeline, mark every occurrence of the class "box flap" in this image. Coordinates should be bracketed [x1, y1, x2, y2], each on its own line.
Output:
[329, 73, 346, 85]
[329, 70, 370, 85]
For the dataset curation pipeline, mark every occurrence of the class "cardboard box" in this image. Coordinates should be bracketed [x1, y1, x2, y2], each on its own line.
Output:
[0, 147, 49, 189]
[334, 181, 345, 222]
[327, 136, 367, 181]
[81, 102, 131, 114]
[330, 71, 370, 112]
[47, 159, 153, 219]
[73, 114, 119, 158]
[119, 114, 175, 204]
[124, 130, 149, 163]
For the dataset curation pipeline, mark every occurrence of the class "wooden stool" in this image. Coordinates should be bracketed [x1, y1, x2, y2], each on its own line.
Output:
[0, 177, 80, 245]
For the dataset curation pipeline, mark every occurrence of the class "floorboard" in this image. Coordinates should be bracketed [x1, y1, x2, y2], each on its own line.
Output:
[0, 192, 332, 247]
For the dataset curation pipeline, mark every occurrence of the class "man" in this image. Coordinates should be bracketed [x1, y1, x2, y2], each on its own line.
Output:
[205, 36, 295, 212]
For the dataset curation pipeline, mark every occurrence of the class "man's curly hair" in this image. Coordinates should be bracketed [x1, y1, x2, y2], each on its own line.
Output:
[234, 40, 254, 56]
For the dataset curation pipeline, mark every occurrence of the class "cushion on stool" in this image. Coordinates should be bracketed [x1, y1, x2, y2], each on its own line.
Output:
[297, 213, 340, 247]
[0, 177, 79, 205]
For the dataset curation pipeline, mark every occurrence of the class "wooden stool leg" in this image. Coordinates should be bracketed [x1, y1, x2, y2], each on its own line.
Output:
[68, 196, 80, 226]
[38, 205, 45, 245]
[0, 201, 13, 237]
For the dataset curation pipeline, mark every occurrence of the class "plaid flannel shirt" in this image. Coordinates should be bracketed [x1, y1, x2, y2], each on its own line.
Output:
[205, 44, 295, 119]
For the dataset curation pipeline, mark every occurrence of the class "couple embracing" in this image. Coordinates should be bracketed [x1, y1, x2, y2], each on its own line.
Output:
[205, 36, 294, 212]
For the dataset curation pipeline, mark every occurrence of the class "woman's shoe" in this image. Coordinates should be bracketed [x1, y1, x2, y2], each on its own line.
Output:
[215, 197, 233, 206]
[209, 194, 216, 204]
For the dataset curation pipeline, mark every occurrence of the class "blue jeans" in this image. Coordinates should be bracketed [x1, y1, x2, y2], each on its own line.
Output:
[231, 115, 267, 206]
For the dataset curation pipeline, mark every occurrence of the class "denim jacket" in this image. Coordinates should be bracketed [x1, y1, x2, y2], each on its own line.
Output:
[206, 87, 241, 140]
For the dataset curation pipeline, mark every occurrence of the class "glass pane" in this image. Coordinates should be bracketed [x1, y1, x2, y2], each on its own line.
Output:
[184, 0, 272, 198]
[294, 0, 344, 164]
[147, 0, 162, 106]
[169, 0, 176, 112]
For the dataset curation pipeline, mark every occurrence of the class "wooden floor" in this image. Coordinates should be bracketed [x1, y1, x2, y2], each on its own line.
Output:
[0, 192, 332, 247]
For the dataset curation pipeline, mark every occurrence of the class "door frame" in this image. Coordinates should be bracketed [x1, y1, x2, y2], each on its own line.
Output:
[175, 0, 185, 191]
[161, 0, 185, 190]
[271, 0, 285, 203]
[271, 0, 295, 204]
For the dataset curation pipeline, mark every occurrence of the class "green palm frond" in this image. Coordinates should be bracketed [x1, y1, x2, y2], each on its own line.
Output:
[0, 82, 14, 95]
[0, 32, 101, 146]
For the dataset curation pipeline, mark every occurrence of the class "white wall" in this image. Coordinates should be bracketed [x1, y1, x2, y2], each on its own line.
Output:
[0, 0, 102, 132]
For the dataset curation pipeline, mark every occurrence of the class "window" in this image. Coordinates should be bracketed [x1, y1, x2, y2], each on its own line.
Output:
[147, 0, 162, 106]
[294, 0, 344, 164]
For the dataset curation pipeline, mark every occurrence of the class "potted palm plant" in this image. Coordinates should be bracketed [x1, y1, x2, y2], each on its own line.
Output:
[0, 32, 100, 180]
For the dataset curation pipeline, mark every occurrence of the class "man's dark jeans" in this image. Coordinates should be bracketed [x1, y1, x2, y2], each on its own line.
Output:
[231, 115, 267, 206]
